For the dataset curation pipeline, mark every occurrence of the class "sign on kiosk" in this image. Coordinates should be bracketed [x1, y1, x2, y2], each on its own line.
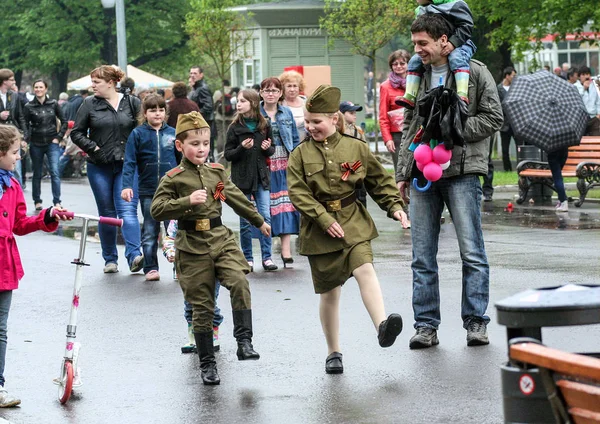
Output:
[284, 65, 332, 97]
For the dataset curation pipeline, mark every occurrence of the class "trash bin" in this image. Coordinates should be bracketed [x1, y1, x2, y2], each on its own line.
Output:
[495, 284, 600, 424]
[516, 145, 553, 203]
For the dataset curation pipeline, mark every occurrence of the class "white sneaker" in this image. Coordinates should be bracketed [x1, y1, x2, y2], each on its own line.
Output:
[0, 386, 21, 407]
[555, 200, 568, 212]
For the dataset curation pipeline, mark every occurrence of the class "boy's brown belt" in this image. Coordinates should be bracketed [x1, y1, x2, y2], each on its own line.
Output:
[320, 192, 357, 212]
[180, 217, 223, 231]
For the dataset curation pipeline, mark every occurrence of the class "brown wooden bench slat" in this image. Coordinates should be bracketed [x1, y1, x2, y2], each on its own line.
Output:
[510, 343, 600, 381]
[570, 407, 600, 424]
[580, 137, 600, 144]
[570, 145, 600, 151]
[567, 152, 600, 159]
[520, 170, 577, 177]
[557, 380, 600, 413]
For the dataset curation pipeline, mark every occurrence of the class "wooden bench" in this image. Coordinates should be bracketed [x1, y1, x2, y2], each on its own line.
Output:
[510, 340, 600, 424]
[517, 136, 600, 206]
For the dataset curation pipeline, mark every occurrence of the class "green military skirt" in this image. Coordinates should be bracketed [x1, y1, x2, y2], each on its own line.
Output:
[307, 241, 373, 294]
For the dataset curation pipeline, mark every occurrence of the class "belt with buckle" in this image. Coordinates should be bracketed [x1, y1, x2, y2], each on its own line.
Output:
[180, 217, 223, 232]
[320, 192, 357, 212]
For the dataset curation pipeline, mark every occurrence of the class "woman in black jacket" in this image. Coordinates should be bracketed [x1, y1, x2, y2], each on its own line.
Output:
[23, 79, 67, 211]
[71, 65, 143, 274]
[224, 89, 277, 271]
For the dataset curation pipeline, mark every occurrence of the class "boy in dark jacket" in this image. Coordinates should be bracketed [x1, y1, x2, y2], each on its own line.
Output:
[121, 94, 177, 281]
[396, 0, 476, 108]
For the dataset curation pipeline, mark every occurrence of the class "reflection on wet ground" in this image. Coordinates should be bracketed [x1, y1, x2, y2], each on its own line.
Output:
[480, 200, 600, 230]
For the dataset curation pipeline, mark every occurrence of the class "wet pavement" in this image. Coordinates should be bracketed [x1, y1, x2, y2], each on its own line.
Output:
[1, 179, 599, 424]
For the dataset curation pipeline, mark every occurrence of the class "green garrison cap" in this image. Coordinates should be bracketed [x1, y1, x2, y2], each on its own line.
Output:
[176, 111, 209, 137]
[305, 84, 341, 114]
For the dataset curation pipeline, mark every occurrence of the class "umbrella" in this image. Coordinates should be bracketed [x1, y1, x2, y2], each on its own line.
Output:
[67, 65, 175, 90]
[503, 70, 588, 152]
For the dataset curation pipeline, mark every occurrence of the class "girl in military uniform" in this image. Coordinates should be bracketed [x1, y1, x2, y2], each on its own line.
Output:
[287, 85, 410, 374]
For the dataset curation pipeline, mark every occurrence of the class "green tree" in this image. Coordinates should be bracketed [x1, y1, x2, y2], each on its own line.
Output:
[471, 0, 600, 67]
[1, 0, 190, 96]
[185, 0, 255, 137]
[320, 0, 414, 152]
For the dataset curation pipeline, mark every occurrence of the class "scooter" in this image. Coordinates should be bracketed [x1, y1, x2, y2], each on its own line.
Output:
[52, 210, 123, 404]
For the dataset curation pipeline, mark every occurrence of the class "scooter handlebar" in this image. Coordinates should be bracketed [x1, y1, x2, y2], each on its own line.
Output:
[49, 209, 123, 227]
[99, 216, 123, 227]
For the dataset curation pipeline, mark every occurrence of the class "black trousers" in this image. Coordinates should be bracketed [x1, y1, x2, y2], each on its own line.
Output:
[500, 130, 513, 171]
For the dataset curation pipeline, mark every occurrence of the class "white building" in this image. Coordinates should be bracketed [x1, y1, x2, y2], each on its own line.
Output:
[516, 32, 599, 75]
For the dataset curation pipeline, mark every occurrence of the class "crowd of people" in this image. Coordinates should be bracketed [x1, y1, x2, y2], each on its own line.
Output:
[1, 0, 598, 406]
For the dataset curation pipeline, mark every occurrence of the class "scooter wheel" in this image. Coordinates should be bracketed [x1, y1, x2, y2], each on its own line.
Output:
[58, 360, 74, 404]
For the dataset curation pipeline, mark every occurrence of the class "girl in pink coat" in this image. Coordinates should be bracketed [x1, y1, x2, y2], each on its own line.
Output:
[0, 125, 70, 407]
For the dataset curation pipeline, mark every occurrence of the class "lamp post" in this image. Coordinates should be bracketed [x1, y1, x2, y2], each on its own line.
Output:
[100, 0, 128, 74]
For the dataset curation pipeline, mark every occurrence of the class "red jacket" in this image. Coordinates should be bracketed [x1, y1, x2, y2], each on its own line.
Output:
[379, 80, 406, 141]
[0, 178, 58, 291]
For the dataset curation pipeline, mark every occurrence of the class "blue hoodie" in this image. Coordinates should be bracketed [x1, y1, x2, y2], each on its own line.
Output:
[122, 122, 177, 197]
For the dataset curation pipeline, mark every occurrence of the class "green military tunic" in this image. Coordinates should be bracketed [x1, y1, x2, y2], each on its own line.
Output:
[151, 157, 265, 332]
[287, 131, 405, 293]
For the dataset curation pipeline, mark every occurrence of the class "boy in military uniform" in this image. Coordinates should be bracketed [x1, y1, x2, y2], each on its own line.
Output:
[151, 111, 271, 385]
[287, 85, 410, 375]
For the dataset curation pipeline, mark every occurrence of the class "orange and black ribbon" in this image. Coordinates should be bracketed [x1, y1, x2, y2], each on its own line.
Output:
[340, 161, 362, 181]
[213, 181, 226, 201]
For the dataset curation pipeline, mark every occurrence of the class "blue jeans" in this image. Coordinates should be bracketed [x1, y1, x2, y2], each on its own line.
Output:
[13, 160, 22, 186]
[409, 174, 490, 330]
[139, 196, 161, 274]
[240, 186, 272, 262]
[86, 162, 142, 266]
[408, 40, 477, 74]
[547, 148, 569, 202]
[184, 282, 223, 327]
[30, 143, 62, 205]
[0, 290, 13, 387]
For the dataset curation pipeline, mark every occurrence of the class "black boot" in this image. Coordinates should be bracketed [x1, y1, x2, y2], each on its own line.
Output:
[232, 309, 260, 360]
[194, 331, 220, 385]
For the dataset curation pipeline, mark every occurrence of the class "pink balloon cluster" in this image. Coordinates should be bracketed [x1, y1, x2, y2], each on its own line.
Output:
[414, 144, 452, 182]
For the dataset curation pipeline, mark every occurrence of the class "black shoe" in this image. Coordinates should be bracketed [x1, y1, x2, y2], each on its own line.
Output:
[325, 352, 343, 374]
[483, 195, 492, 202]
[262, 259, 278, 271]
[377, 313, 403, 347]
[280, 255, 294, 269]
[194, 331, 220, 385]
[237, 340, 260, 360]
[409, 327, 439, 349]
[466, 319, 489, 346]
[233, 309, 260, 360]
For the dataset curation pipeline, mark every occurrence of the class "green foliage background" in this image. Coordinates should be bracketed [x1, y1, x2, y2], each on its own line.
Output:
[1, 0, 598, 97]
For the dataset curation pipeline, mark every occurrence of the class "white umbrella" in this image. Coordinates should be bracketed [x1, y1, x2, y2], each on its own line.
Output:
[67, 65, 175, 90]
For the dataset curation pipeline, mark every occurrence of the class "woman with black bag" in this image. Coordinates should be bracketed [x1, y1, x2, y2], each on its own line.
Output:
[23, 79, 67, 211]
[71, 65, 143, 274]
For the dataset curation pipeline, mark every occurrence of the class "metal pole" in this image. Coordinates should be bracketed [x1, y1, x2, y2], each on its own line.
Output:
[115, 0, 128, 74]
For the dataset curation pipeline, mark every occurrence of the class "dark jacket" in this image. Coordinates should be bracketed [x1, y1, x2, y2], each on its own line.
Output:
[397, 60, 503, 182]
[23, 97, 67, 146]
[417, 0, 473, 49]
[497, 82, 511, 133]
[122, 122, 178, 197]
[71, 94, 140, 165]
[224, 121, 274, 192]
[166, 97, 200, 129]
[65, 94, 85, 121]
[0, 89, 27, 131]
[188, 79, 214, 121]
